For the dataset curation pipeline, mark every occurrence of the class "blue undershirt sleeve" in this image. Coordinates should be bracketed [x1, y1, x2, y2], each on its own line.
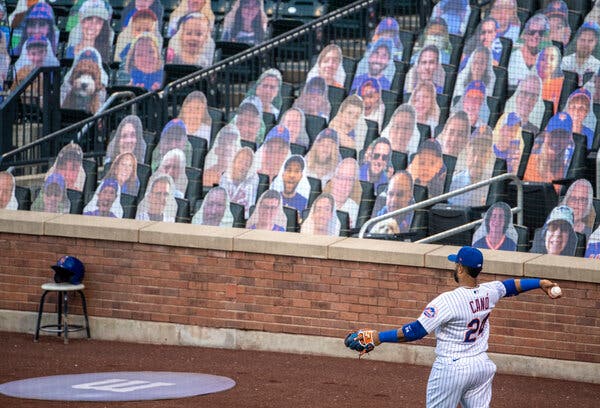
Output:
[502, 279, 519, 297]
[402, 320, 428, 342]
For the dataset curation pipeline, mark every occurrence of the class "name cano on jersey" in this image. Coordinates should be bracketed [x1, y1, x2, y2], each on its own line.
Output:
[469, 296, 489, 314]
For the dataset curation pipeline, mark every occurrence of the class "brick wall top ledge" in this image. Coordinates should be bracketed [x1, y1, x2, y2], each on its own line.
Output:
[426, 246, 543, 277]
[139, 223, 249, 251]
[0, 209, 61, 235]
[44, 214, 153, 242]
[328, 238, 441, 266]
[234, 230, 345, 258]
[524, 254, 600, 283]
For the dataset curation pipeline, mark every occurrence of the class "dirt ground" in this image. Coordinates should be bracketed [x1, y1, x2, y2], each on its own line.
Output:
[1, 331, 599, 408]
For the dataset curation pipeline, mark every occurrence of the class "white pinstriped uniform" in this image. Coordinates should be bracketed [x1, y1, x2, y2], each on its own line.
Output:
[417, 281, 507, 408]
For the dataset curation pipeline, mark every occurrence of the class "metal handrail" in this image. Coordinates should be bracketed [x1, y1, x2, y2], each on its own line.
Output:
[75, 91, 136, 143]
[358, 173, 524, 239]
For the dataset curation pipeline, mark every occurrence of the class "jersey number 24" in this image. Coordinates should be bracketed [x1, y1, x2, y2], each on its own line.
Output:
[464, 313, 490, 343]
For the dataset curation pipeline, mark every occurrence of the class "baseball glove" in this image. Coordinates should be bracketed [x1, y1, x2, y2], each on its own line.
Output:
[344, 329, 377, 356]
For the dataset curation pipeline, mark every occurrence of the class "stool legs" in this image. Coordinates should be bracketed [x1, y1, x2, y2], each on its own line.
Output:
[78, 290, 91, 339]
[34, 290, 50, 342]
[62, 291, 69, 344]
[57, 291, 63, 338]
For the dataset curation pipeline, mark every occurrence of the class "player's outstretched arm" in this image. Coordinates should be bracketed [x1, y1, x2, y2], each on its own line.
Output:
[344, 321, 428, 355]
[503, 278, 562, 299]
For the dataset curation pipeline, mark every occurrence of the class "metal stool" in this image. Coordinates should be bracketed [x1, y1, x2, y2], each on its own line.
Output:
[34, 282, 91, 344]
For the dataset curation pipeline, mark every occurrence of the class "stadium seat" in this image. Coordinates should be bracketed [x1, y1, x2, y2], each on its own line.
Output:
[381, 89, 400, 128]
[120, 193, 138, 219]
[184, 166, 203, 207]
[283, 205, 299, 232]
[514, 224, 530, 252]
[15, 185, 31, 210]
[81, 158, 97, 204]
[304, 114, 327, 146]
[427, 203, 472, 246]
[498, 37, 513, 69]
[67, 189, 84, 214]
[136, 163, 152, 200]
[492, 65, 508, 102]
[307, 176, 322, 208]
[442, 63, 457, 97]
[328, 85, 346, 119]
[507, 181, 558, 236]
[339, 146, 356, 159]
[207, 107, 225, 147]
[391, 150, 408, 172]
[336, 210, 351, 237]
[256, 173, 270, 201]
[442, 154, 457, 193]
[230, 202, 247, 228]
[290, 143, 307, 155]
[355, 180, 375, 231]
[464, 6, 481, 38]
[398, 30, 416, 63]
[188, 135, 208, 170]
[175, 197, 190, 223]
[558, 71, 580, 113]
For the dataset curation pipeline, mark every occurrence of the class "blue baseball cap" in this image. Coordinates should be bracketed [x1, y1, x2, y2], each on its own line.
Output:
[264, 125, 290, 144]
[376, 17, 399, 34]
[465, 80, 486, 96]
[546, 205, 574, 227]
[545, 112, 572, 133]
[580, 21, 600, 36]
[99, 177, 119, 193]
[568, 88, 591, 103]
[448, 246, 483, 269]
[45, 173, 66, 191]
[545, 0, 568, 19]
[505, 112, 521, 127]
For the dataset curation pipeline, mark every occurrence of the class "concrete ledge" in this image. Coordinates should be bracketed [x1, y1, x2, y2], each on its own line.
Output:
[524, 254, 600, 283]
[0, 209, 61, 235]
[233, 230, 345, 258]
[425, 246, 543, 277]
[3, 310, 598, 384]
[139, 223, 250, 251]
[328, 237, 441, 266]
[44, 215, 154, 242]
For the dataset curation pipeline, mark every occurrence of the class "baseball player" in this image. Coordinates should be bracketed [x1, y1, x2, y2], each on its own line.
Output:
[345, 246, 562, 408]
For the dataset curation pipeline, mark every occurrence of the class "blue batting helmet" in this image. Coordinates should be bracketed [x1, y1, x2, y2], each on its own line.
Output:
[51, 256, 85, 285]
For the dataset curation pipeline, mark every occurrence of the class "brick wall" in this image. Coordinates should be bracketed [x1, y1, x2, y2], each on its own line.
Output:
[1, 231, 599, 364]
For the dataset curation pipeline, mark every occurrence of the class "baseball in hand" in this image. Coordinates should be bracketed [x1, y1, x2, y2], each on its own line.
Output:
[550, 286, 562, 298]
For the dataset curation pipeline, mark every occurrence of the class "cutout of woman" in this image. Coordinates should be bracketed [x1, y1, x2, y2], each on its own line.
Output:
[504, 73, 545, 134]
[114, 9, 162, 63]
[543, 0, 571, 47]
[453, 46, 496, 101]
[492, 112, 523, 175]
[60, 48, 108, 114]
[219, 146, 259, 218]
[65, 0, 114, 63]
[191, 186, 234, 226]
[105, 152, 140, 197]
[105, 115, 147, 166]
[177, 91, 212, 143]
[305, 128, 341, 186]
[11, 2, 58, 56]
[436, 110, 471, 159]
[561, 22, 600, 82]
[166, 12, 214, 68]
[31, 173, 71, 214]
[47, 142, 86, 193]
[523, 112, 575, 194]
[152, 118, 192, 171]
[487, 0, 521, 43]
[564, 88, 596, 150]
[246, 68, 283, 120]
[472, 202, 518, 251]
[452, 80, 490, 128]
[351, 38, 395, 92]
[300, 193, 341, 236]
[83, 177, 123, 218]
[323, 157, 362, 229]
[508, 14, 552, 88]
[220, 0, 268, 46]
[155, 148, 188, 199]
[408, 80, 440, 133]
[370, 170, 415, 234]
[270, 154, 310, 214]
[13, 34, 59, 73]
[246, 189, 286, 231]
[381, 104, 421, 156]
[135, 173, 177, 222]
[406, 138, 447, 198]
[293, 76, 331, 122]
[530, 205, 577, 256]
[203, 124, 242, 188]
[368, 17, 403, 62]
[278, 108, 309, 148]
[0, 171, 18, 210]
[306, 44, 346, 89]
[167, 0, 214, 37]
[120, 0, 164, 32]
[328, 94, 368, 152]
[460, 17, 504, 72]
[561, 178, 595, 238]
[0, 26, 10, 89]
[125, 32, 164, 91]
[254, 125, 291, 183]
[535, 45, 564, 114]
[431, 0, 470, 36]
[65, 0, 113, 32]
[356, 77, 385, 132]
[405, 45, 446, 95]
[411, 17, 452, 65]
[230, 96, 266, 146]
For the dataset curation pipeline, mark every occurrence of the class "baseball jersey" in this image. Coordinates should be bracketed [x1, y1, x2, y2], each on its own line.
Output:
[417, 281, 506, 359]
